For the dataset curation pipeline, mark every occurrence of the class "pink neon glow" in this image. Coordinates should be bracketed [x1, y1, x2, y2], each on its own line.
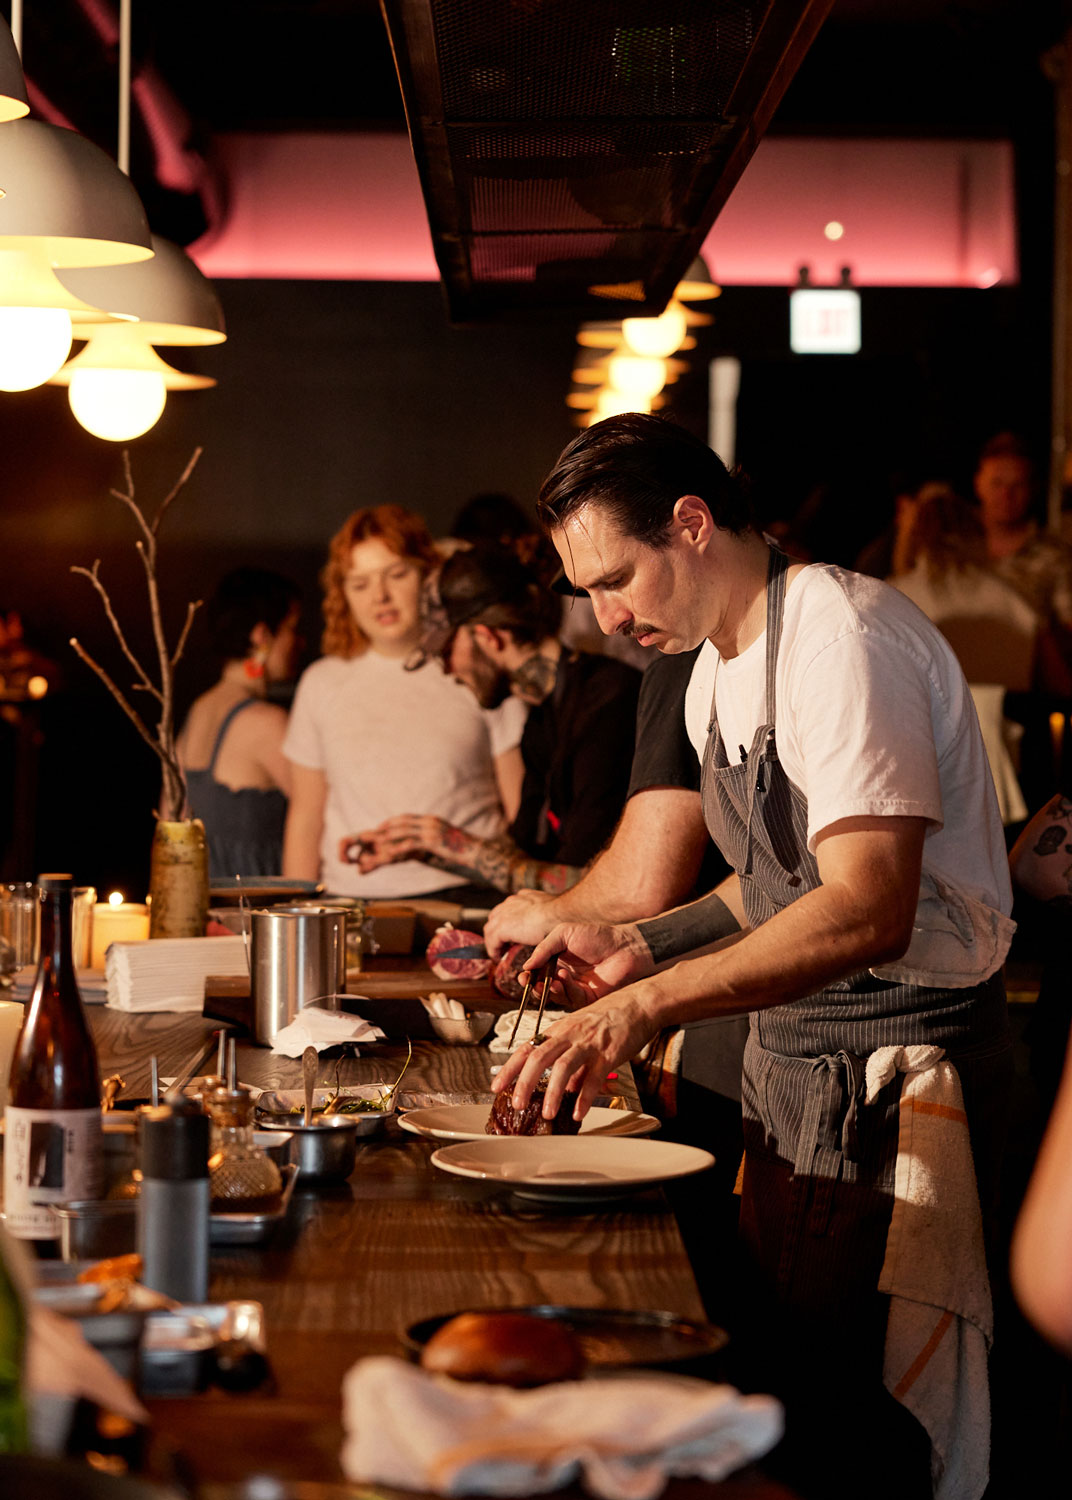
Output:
[189, 134, 1017, 289]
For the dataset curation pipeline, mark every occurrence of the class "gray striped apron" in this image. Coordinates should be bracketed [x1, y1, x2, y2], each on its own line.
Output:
[699, 546, 1011, 1323]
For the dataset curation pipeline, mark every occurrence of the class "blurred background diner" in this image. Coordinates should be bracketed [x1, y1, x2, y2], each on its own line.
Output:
[178, 566, 302, 880]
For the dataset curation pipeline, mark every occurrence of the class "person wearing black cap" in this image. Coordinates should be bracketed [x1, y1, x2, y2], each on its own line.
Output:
[344, 543, 641, 894]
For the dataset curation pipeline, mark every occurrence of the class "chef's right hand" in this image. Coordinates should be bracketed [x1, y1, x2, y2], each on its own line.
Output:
[483, 890, 560, 957]
[522, 922, 654, 1004]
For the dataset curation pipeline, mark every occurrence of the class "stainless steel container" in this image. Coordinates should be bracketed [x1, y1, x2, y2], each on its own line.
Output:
[250, 906, 347, 1045]
[260, 1115, 357, 1180]
[53, 1199, 139, 1261]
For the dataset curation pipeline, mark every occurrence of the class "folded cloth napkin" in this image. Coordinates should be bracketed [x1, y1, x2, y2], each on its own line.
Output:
[270, 1007, 385, 1057]
[489, 1007, 569, 1053]
[341, 1356, 783, 1500]
[105, 935, 248, 1012]
[866, 1044, 993, 1500]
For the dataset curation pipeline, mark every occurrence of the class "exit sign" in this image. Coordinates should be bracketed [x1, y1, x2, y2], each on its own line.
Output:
[789, 288, 862, 354]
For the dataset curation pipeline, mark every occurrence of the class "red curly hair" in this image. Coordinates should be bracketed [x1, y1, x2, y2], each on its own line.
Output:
[320, 504, 440, 658]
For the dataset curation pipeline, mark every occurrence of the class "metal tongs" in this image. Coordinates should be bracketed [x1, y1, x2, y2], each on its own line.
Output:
[506, 958, 557, 1050]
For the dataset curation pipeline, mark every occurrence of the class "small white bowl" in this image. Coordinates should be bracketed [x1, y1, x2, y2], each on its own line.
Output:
[428, 1011, 495, 1045]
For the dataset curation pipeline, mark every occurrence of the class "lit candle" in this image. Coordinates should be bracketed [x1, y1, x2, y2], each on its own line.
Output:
[89, 890, 150, 970]
[1050, 711, 1066, 781]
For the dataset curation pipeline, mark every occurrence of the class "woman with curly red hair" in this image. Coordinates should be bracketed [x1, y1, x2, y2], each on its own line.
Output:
[282, 504, 525, 896]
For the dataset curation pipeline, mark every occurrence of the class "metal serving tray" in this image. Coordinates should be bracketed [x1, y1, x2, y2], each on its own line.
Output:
[209, 1163, 298, 1245]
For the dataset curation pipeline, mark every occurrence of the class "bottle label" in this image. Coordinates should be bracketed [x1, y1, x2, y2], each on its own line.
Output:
[2, 1107, 102, 1240]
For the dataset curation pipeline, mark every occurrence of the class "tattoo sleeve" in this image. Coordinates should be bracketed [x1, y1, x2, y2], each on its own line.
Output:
[636, 891, 742, 964]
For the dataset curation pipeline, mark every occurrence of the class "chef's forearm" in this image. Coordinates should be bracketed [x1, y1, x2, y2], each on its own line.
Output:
[630, 867, 915, 1033]
[636, 887, 743, 963]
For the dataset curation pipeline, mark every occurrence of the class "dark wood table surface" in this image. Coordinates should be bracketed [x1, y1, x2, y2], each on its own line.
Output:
[87, 963, 797, 1499]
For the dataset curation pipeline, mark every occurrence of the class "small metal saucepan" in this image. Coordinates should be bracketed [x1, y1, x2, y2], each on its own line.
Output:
[259, 1114, 358, 1181]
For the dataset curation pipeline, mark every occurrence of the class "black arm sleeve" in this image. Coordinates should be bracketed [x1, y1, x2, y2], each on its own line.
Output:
[636, 889, 742, 964]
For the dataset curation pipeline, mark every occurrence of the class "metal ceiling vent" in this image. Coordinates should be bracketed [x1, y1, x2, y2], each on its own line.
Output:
[381, 0, 834, 323]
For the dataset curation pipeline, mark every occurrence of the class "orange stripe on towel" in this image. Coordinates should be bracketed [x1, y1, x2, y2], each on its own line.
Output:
[892, 1309, 955, 1399]
[899, 1097, 967, 1126]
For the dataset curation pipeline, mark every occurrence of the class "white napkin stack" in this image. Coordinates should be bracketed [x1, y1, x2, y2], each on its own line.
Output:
[105, 936, 248, 1012]
[270, 1007, 385, 1057]
[341, 1356, 783, 1500]
[489, 1007, 569, 1053]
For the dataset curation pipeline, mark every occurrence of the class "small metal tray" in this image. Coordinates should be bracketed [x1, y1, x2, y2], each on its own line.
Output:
[209, 1163, 298, 1245]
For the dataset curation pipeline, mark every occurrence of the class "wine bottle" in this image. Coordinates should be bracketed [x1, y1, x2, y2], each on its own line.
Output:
[3, 875, 102, 1250]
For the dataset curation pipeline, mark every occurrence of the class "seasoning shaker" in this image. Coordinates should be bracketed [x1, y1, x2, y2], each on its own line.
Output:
[137, 1100, 210, 1302]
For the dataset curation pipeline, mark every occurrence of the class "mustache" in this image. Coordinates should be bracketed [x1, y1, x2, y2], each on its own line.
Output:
[618, 620, 658, 640]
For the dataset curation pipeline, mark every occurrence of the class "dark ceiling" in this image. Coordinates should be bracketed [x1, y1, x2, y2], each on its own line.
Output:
[15, 0, 1072, 256]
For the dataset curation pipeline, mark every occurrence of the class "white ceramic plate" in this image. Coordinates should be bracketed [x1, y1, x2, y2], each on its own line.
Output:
[430, 1136, 714, 1202]
[400, 1102, 661, 1142]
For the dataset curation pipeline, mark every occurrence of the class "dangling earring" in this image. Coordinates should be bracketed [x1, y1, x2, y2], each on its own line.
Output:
[244, 648, 268, 681]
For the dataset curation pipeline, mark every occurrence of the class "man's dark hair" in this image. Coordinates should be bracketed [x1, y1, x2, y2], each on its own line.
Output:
[536, 412, 753, 547]
[207, 567, 300, 662]
[976, 430, 1034, 470]
[438, 543, 560, 647]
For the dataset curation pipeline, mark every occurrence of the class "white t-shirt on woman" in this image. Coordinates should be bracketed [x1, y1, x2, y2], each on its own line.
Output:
[283, 650, 527, 896]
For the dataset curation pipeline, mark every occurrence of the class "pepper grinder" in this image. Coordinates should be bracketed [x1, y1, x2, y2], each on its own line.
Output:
[138, 1099, 210, 1302]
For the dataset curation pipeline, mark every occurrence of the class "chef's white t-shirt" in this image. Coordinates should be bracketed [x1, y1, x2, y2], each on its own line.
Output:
[283, 650, 526, 896]
[683, 565, 1014, 985]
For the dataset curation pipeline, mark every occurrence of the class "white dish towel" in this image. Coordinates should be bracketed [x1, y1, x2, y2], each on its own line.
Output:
[341, 1355, 783, 1500]
[867, 1043, 993, 1500]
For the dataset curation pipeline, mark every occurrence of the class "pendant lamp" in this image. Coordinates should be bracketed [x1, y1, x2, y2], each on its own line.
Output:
[621, 300, 689, 359]
[0, 118, 153, 389]
[674, 255, 721, 302]
[53, 234, 225, 440]
[0, 18, 29, 122]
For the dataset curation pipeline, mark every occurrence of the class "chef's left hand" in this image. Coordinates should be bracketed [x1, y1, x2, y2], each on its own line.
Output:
[491, 988, 657, 1123]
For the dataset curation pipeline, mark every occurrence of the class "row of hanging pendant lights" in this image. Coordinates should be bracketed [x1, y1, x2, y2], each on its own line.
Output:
[0, 5, 224, 439]
[567, 258, 720, 426]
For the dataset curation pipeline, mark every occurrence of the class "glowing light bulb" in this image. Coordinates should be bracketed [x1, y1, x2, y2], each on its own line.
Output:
[108, 891, 125, 907]
[621, 301, 687, 358]
[607, 353, 666, 401]
[26, 675, 48, 699]
[594, 388, 652, 419]
[0, 306, 73, 390]
[68, 367, 167, 441]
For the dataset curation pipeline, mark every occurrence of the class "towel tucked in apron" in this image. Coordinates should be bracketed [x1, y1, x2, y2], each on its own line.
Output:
[699, 547, 1012, 1496]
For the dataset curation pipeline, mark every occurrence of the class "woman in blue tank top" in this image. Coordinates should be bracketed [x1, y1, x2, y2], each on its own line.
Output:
[178, 567, 303, 879]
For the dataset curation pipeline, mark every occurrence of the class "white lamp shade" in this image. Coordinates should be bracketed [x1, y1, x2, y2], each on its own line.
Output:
[621, 301, 688, 358]
[0, 19, 29, 123]
[58, 235, 227, 345]
[0, 118, 153, 267]
[674, 255, 721, 301]
[69, 368, 168, 441]
[50, 323, 216, 390]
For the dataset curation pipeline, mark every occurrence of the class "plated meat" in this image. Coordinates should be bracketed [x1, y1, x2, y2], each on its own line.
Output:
[425, 924, 492, 981]
[486, 1079, 581, 1137]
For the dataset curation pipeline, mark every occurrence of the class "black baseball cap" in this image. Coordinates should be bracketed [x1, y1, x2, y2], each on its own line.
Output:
[405, 543, 541, 670]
